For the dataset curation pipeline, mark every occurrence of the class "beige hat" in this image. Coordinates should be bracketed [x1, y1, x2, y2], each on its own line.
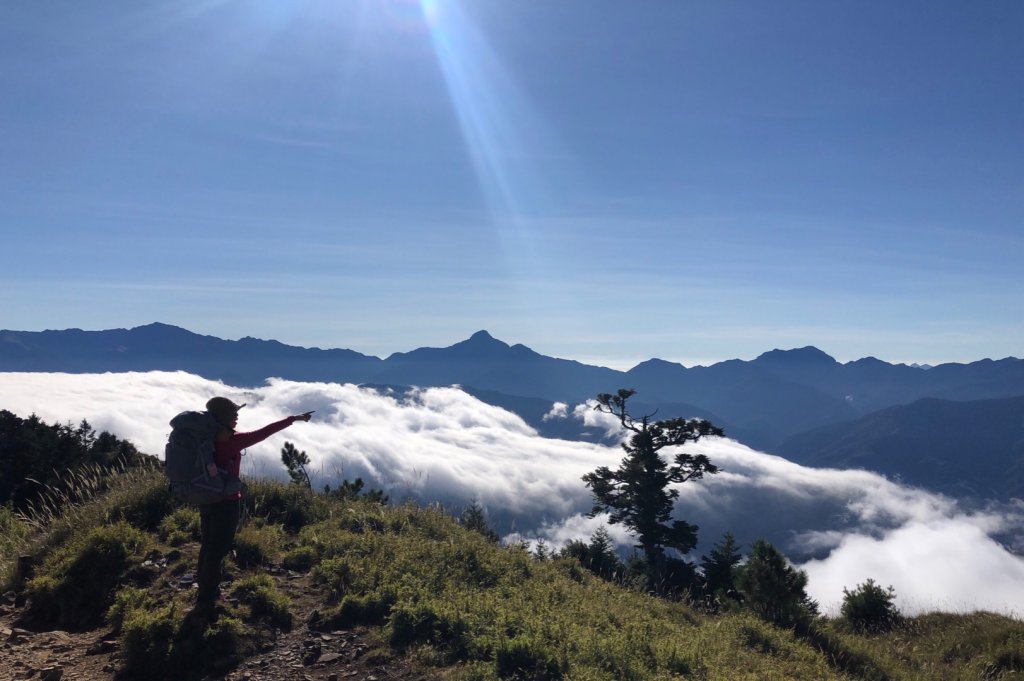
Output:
[206, 396, 246, 426]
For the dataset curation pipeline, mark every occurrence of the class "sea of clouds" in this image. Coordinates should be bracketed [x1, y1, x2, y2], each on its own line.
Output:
[2, 371, 1023, 616]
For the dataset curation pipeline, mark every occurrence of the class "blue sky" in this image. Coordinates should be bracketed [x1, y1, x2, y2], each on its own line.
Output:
[2, 1, 1021, 368]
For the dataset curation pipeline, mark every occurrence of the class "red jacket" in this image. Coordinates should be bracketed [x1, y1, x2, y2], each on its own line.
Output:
[215, 416, 297, 498]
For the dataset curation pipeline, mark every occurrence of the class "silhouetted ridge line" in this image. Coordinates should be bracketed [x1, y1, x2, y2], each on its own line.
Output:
[1, 323, 1022, 455]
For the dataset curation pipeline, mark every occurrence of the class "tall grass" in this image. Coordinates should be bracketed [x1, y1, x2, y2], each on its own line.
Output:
[2, 457, 169, 590]
[17, 455, 161, 531]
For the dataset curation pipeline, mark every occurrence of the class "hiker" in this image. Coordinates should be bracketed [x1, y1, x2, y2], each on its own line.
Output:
[194, 397, 313, 614]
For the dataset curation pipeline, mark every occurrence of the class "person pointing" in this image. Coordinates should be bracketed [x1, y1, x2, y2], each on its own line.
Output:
[194, 397, 313, 616]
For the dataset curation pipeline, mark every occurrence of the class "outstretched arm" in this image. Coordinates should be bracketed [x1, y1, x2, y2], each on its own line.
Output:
[231, 411, 313, 449]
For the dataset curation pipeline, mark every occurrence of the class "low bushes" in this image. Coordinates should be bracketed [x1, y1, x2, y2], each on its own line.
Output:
[119, 603, 246, 680]
[312, 556, 354, 601]
[282, 545, 319, 572]
[120, 605, 178, 678]
[244, 480, 329, 533]
[309, 589, 395, 631]
[105, 467, 176, 532]
[389, 601, 473, 663]
[233, 523, 284, 569]
[158, 508, 201, 546]
[106, 586, 155, 632]
[230, 574, 293, 631]
[495, 636, 565, 680]
[25, 521, 148, 629]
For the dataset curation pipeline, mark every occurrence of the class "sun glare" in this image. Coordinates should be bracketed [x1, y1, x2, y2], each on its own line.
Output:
[370, 0, 437, 33]
[411, 0, 583, 322]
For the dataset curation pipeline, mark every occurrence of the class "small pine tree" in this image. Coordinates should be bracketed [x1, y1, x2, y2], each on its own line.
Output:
[325, 477, 389, 504]
[700, 532, 743, 605]
[561, 527, 624, 580]
[533, 539, 551, 561]
[460, 500, 499, 543]
[280, 441, 311, 490]
[735, 540, 818, 627]
[586, 527, 624, 580]
[841, 579, 901, 633]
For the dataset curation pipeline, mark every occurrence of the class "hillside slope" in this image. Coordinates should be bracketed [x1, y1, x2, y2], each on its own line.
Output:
[3, 453, 1023, 681]
[778, 395, 1024, 499]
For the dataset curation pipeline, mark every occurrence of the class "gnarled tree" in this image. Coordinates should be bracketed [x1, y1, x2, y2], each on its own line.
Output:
[583, 389, 722, 590]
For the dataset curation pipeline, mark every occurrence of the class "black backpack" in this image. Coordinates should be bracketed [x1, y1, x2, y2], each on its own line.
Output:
[164, 411, 242, 505]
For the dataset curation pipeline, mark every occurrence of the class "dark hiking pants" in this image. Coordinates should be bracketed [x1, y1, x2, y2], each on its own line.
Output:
[196, 498, 240, 604]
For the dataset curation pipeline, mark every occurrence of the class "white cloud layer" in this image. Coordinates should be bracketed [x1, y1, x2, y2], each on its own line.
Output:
[2, 371, 1022, 616]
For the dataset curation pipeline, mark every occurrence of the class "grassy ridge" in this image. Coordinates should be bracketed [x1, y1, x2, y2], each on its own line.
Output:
[3, 465, 1023, 680]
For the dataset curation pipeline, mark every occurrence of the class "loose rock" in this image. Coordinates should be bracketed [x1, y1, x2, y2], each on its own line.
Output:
[85, 640, 117, 656]
[40, 666, 63, 681]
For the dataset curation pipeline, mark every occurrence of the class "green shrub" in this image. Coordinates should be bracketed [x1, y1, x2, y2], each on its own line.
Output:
[841, 579, 901, 633]
[202, 615, 246, 663]
[244, 480, 329, 533]
[121, 605, 177, 678]
[0, 505, 28, 541]
[108, 474, 176, 532]
[231, 574, 292, 631]
[495, 637, 564, 680]
[735, 540, 817, 628]
[107, 586, 154, 631]
[282, 545, 319, 572]
[26, 521, 148, 628]
[295, 521, 365, 559]
[310, 590, 395, 631]
[0, 506, 29, 586]
[121, 604, 248, 680]
[233, 524, 284, 568]
[158, 508, 201, 546]
[389, 602, 471, 661]
[312, 556, 354, 601]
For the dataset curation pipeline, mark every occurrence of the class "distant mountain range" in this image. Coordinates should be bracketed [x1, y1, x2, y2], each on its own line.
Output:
[3, 323, 1023, 499]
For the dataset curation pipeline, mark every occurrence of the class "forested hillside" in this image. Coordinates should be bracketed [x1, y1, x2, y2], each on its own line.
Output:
[0, 410, 146, 510]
